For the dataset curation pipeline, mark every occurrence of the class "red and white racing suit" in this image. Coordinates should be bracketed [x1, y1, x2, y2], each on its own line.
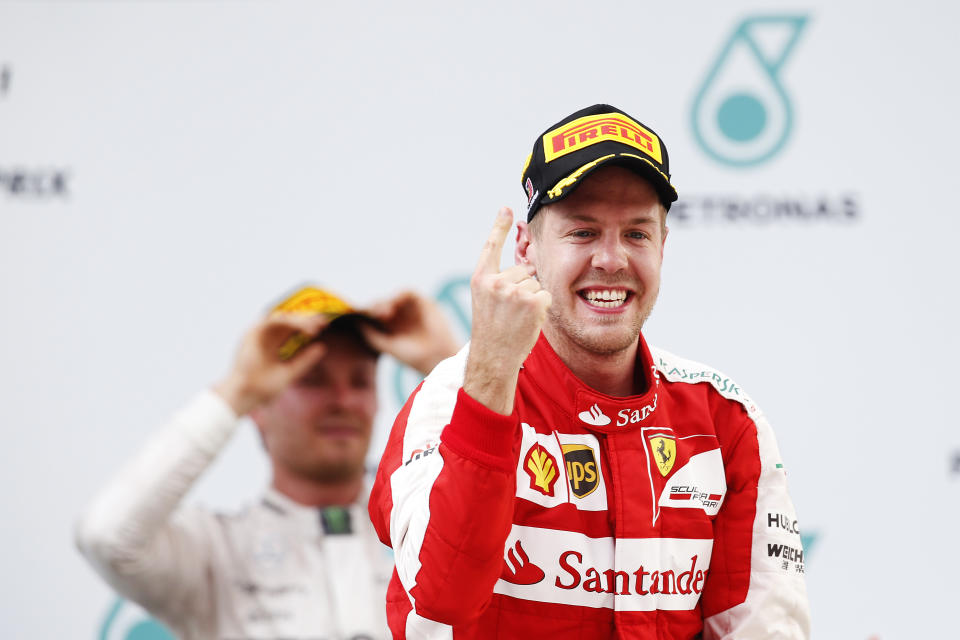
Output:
[369, 333, 809, 639]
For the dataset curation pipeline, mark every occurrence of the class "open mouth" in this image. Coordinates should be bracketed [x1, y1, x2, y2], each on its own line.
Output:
[578, 288, 633, 309]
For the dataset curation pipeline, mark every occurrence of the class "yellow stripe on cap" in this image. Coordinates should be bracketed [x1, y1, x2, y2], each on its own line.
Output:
[520, 152, 533, 179]
[618, 153, 679, 199]
[546, 153, 678, 202]
[547, 154, 616, 199]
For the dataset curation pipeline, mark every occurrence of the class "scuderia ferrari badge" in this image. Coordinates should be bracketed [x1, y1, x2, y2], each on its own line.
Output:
[649, 435, 676, 476]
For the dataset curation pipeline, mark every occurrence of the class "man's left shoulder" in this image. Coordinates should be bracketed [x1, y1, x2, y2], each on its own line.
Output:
[650, 345, 762, 418]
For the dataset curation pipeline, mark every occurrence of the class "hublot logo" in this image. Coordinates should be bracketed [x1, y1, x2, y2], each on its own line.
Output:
[768, 512, 800, 534]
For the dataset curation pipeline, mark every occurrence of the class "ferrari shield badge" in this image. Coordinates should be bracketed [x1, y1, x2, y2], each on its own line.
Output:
[649, 435, 676, 476]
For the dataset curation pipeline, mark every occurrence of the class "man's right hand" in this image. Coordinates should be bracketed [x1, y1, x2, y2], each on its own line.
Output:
[463, 207, 551, 415]
[213, 313, 330, 416]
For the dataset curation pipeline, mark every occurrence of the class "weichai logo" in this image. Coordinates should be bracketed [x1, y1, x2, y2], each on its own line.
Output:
[767, 542, 803, 564]
[542, 114, 663, 164]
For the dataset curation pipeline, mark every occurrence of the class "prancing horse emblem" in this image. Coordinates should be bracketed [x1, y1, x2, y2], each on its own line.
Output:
[650, 435, 676, 476]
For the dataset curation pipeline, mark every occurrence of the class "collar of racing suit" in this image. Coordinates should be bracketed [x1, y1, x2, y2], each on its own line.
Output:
[522, 331, 662, 435]
[259, 483, 373, 535]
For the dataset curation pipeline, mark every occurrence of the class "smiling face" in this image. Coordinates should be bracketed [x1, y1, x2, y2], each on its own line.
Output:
[517, 165, 667, 360]
[253, 328, 378, 485]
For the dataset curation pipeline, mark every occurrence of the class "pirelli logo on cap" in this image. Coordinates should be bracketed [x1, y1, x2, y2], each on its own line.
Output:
[542, 114, 662, 164]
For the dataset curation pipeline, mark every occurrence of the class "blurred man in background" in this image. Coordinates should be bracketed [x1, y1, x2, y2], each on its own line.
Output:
[76, 286, 460, 640]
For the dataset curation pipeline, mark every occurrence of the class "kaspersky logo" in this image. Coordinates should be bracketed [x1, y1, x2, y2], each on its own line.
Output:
[691, 15, 809, 167]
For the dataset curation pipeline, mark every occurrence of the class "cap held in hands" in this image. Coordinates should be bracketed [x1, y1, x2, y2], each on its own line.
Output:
[270, 285, 380, 360]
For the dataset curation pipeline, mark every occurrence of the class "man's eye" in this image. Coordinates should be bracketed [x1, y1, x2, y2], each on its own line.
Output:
[297, 371, 329, 387]
[627, 231, 648, 240]
[352, 376, 374, 389]
[571, 230, 593, 238]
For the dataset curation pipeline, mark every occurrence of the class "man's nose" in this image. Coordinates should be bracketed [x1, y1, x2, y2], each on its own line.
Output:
[590, 235, 629, 272]
[327, 381, 355, 408]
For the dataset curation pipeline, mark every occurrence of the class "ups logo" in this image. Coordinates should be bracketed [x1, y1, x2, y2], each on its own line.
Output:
[561, 444, 599, 498]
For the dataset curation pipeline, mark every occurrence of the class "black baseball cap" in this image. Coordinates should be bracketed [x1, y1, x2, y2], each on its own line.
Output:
[520, 104, 679, 222]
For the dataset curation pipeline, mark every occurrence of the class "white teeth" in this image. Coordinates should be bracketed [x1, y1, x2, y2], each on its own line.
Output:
[583, 290, 628, 307]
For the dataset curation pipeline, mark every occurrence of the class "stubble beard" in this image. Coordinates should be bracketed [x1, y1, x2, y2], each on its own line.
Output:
[276, 429, 369, 486]
[547, 289, 658, 357]
[296, 458, 365, 484]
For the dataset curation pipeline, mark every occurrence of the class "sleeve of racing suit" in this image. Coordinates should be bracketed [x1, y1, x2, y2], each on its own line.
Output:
[370, 349, 519, 628]
[701, 399, 811, 640]
[74, 389, 238, 625]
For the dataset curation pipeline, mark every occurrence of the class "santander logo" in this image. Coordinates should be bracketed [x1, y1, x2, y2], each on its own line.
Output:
[578, 403, 611, 426]
[501, 540, 545, 585]
[615, 394, 658, 427]
[494, 527, 712, 611]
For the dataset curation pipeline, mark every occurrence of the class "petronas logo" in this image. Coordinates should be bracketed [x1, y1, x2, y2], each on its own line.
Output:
[691, 15, 809, 167]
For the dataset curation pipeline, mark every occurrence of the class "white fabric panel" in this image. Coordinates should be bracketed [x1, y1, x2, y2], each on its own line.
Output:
[388, 348, 466, 613]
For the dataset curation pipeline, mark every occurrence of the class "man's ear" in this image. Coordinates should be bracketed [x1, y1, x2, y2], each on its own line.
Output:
[661, 224, 669, 259]
[515, 220, 533, 266]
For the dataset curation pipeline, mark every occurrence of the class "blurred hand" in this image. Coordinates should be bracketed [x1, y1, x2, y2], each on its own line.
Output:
[463, 207, 551, 415]
[213, 312, 330, 416]
[360, 291, 461, 376]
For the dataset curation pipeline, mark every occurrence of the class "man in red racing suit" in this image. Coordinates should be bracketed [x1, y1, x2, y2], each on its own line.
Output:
[369, 104, 810, 639]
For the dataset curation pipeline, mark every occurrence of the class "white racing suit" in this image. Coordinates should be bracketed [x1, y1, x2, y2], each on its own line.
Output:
[76, 390, 393, 640]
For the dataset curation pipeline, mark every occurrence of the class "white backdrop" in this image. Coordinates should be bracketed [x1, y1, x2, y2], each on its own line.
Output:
[1, 1, 958, 638]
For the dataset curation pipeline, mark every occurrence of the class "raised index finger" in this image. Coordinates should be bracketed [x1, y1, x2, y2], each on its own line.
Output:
[476, 207, 514, 275]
